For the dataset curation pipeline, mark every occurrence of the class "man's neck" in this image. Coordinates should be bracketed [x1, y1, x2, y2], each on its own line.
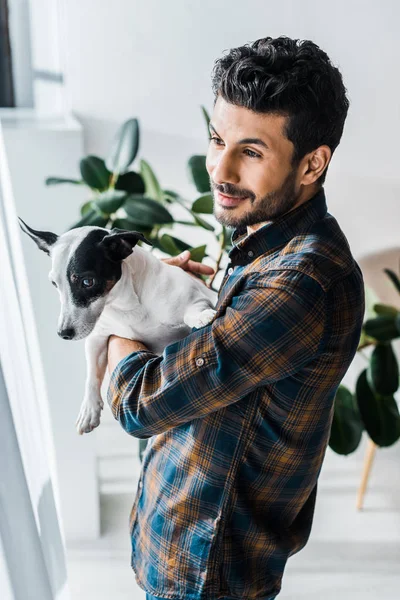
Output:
[246, 184, 321, 237]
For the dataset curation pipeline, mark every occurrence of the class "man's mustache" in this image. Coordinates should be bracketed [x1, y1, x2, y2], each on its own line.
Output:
[211, 182, 255, 201]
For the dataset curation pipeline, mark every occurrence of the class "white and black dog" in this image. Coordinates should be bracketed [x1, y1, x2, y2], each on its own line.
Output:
[19, 220, 217, 434]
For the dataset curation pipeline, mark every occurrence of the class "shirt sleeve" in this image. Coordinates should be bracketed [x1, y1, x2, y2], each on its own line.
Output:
[107, 269, 326, 438]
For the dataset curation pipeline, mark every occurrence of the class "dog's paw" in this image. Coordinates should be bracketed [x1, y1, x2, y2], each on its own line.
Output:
[186, 308, 217, 329]
[75, 400, 102, 435]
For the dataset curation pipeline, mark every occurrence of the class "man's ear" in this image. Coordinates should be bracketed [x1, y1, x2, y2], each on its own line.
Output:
[19, 218, 58, 256]
[99, 229, 153, 262]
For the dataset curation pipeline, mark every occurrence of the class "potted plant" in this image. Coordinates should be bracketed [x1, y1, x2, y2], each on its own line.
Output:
[46, 109, 233, 294]
[329, 270, 400, 455]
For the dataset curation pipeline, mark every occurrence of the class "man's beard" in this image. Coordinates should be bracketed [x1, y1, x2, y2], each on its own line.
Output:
[211, 167, 300, 229]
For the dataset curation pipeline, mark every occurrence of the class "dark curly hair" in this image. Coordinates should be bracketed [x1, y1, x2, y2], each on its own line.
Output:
[211, 36, 349, 186]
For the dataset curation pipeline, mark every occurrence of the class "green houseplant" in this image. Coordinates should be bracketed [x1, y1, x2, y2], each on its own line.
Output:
[46, 109, 233, 292]
[329, 268, 400, 455]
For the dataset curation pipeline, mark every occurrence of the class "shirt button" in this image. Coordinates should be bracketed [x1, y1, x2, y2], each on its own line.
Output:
[247, 250, 254, 257]
[195, 357, 205, 367]
[227, 267, 234, 275]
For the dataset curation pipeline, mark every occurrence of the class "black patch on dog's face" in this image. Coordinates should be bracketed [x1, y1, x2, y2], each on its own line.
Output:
[66, 230, 123, 308]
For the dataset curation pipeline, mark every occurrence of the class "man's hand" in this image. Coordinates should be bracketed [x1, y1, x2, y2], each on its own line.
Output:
[161, 250, 215, 282]
[108, 335, 148, 374]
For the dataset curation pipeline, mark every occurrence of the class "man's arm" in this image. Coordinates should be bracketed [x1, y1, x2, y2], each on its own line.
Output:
[107, 269, 326, 438]
[108, 338, 149, 373]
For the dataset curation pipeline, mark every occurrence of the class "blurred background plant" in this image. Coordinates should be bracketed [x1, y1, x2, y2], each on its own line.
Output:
[329, 267, 400, 456]
[45, 107, 233, 291]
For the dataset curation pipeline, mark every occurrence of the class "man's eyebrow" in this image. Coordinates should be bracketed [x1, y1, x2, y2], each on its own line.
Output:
[208, 122, 269, 149]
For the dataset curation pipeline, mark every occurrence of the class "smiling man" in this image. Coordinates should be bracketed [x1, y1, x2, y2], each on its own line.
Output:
[107, 36, 365, 600]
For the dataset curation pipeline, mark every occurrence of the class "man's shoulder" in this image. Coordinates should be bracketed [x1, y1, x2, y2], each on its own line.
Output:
[255, 213, 362, 293]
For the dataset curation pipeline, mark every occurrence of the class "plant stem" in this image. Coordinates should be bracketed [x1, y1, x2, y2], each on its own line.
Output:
[109, 172, 119, 189]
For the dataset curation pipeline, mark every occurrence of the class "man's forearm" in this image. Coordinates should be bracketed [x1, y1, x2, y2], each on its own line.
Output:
[108, 335, 149, 374]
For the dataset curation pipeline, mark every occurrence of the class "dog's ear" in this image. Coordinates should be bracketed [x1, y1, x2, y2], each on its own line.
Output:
[18, 218, 58, 256]
[99, 229, 153, 262]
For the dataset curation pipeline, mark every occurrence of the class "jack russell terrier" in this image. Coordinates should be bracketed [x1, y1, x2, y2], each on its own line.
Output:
[19, 220, 217, 435]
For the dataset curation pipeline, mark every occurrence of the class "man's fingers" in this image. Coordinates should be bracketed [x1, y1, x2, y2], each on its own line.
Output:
[187, 259, 215, 275]
[161, 250, 190, 267]
[161, 250, 215, 276]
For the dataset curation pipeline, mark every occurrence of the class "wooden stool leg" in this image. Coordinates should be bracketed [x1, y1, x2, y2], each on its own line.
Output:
[356, 438, 377, 510]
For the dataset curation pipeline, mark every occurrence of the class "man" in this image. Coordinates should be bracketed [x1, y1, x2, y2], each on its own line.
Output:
[107, 36, 365, 600]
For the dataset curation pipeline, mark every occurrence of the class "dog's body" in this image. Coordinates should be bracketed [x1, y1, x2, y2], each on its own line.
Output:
[20, 222, 217, 434]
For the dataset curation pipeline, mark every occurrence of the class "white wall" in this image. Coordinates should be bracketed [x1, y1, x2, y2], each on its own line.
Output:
[59, 0, 400, 260]
[2, 113, 100, 543]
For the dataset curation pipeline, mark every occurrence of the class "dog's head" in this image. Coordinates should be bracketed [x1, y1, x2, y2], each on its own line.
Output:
[19, 219, 152, 340]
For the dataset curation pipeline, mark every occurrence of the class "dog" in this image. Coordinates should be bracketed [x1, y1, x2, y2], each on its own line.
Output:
[19, 220, 217, 435]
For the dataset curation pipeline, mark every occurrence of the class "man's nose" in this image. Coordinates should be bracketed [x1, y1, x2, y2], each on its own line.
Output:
[210, 151, 240, 186]
[58, 327, 75, 340]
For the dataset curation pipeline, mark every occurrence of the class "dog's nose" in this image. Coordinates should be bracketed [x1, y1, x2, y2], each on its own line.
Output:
[58, 328, 75, 340]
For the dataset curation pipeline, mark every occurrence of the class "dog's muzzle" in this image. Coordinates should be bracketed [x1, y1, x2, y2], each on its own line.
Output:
[58, 327, 75, 340]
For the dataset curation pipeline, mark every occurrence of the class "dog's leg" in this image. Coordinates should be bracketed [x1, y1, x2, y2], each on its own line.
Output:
[76, 335, 108, 435]
[183, 300, 217, 329]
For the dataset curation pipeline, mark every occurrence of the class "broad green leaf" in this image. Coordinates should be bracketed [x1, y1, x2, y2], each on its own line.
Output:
[189, 245, 207, 263]
[111, 217, 152, 237]
[124, 194, 173, 226]
[115, 171, 145, 194]
[80, 200, 94, 216]
[187, 155, 210, 193]
[140, 159, 164, 203]
[364, 315, 400, 342]
[192, 193, 213, 214]
[384, 268, 400, 295]
[69, 210, 109, 230]
[373, 303, 399, 317]
[367, 343, 399, 395]
[93, 190, 126, 215]
[158, 234, 180, 256]
[355, 369, 400, 447]
[46, 177, 82, 186]
[106, 118, 140, 174]
[159, 234, 191, 256]
[329, 385, 363, 455]
[80, 156, 111, 190]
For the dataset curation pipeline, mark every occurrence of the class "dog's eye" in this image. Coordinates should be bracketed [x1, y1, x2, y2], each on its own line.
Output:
[82, 278, 95, 288]
[51, 281, 57, 288]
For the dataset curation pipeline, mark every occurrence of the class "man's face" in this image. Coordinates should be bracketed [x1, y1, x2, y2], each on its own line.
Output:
[206, 95, 303, 229]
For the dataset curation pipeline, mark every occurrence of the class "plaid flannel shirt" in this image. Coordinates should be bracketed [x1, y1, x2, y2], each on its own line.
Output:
[107, 187, 365, 600]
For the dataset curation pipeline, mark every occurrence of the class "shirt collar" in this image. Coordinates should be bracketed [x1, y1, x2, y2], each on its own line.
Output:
[228, 187, 328, 265]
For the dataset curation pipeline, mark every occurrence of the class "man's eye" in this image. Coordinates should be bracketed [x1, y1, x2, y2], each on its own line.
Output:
[244, 148, 261, 158]
[209, 136, 223, 145]
[82, 278, 95, 288]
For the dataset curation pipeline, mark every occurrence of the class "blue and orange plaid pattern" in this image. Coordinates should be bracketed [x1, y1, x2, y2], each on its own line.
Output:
[108, 188, 365, 600]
